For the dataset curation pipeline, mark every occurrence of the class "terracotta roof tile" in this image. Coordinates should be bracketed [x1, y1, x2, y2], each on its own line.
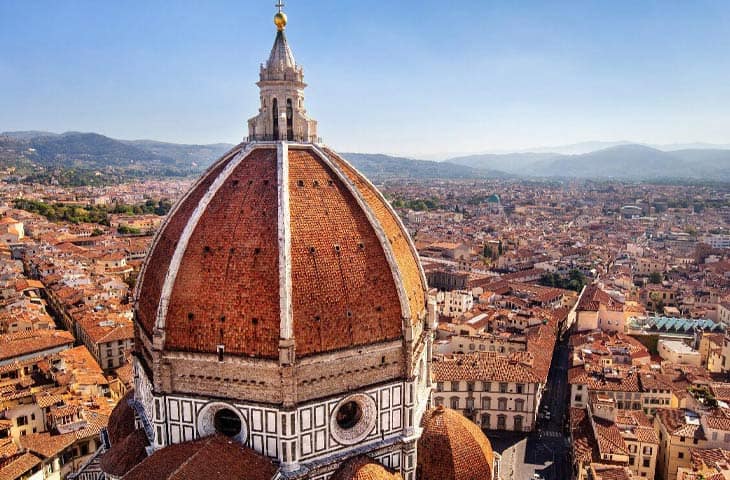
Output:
[101, 429, 149, 478]
[164, 148, 280, 357]
[107, 390, 136, 445]
[417, 407, 494, 480]
[324, 148, 426, 325]
[289, 148, 402, 355]
[330, 455, 402, 480]
[136, 150, 237, 337]
[122, 435, 276, 480]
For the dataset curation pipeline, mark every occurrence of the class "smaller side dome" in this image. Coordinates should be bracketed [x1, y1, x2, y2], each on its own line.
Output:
[418, 406, 495, 480]
[331, 455, 402, 480]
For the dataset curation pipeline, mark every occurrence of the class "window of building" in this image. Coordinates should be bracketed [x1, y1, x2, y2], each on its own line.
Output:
[450, 397, 459, 409]
[499, 383, 508, 393]
[467, 382, 474, 392]
[515, 399, 525, 411]
[481, 414, 490, 429]
[497, 415, 506, 430]
[516, 384, 524, 394]
[514, 415, 523, 431]
[16, 416, 28, 426]
[483, 382, 491, 392]
[436, 382, 443, 392]
[466, 398, 474, 409]
[643, 446, 652, 455]
[678, 452, 684, 459]
[642, 458, 650, 468]
[435, 397, 444, 407]
[498, 398, 507, 410]
[482, 397, 491, 409]
[451, 381, 460, 392]
[575, 394, 582, 403]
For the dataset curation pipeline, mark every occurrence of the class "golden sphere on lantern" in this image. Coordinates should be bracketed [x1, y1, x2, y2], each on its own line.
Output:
[274, 12, 287, 30]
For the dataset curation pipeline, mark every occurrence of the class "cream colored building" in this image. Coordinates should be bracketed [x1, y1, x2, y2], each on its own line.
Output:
[432, 348, 550, 432]
[438, 290, 474, 317]
[658, 340, 701, 367]
[654, 408, 730, 480]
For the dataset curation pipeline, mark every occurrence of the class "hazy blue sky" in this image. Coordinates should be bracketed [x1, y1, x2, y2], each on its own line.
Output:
[1, 1, 729, 157]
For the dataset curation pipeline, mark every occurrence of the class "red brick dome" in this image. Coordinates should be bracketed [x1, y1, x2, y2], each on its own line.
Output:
[135, 144, 426, 359]
[330, 455, 402, 480]
[417, 406, 495, 480]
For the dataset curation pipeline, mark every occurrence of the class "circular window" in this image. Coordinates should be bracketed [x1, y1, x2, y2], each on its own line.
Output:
[214, 408, 242, 437]
[330, 394, 377, 445]
[197, 402, 248, 443]
[336, 401, 362, 429]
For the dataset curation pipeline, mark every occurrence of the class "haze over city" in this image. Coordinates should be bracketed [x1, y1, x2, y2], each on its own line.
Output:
[1, 0, 729, 156]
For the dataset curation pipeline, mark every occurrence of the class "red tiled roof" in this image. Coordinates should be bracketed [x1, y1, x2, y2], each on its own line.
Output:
[136, 150, 237, 337]
[121, 435, 276, 480]
[330, 455, 402, 480]
[0, 452, 42, 480]
[417, 407, 494, 480]
[101, 429, 149, 478]
[137, 145, 425, 358]
[324, 148, 427, 327]
[288, 148, 402, 355]
[0, 330, 74, 361]
[107, 390, 136, 445]
[164, 148, 281, 357]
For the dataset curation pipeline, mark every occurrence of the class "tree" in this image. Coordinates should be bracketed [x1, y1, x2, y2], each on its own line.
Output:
[648, 272, 662, 284]
[483, 244, 494, 259]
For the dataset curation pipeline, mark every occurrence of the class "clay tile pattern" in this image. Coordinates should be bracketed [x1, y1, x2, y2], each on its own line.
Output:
[100, 429, 149, 478]
[138, 145, 422, 359]
[288, 148, 402, 356]
[164, 148, 280, 357]
[121, 434, 276, 480]
[330, 455, 402, 480]
[417, 407, 494, 480]
[323, 148, 426, 326]
[136, 149, 238, 336]
[107, 390, 136, 445]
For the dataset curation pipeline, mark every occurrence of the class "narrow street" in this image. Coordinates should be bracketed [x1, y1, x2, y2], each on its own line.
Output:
[489, 334, 572, 480]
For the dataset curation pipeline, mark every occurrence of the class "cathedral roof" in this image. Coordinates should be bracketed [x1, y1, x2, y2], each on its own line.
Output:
[330, 455, 402, 480]
[135, 144, 426, 359]
[121, 435, 276, 480]
[106, 390, 136, 445]
[417, 406, 495, 480]
[101, 429, 149, 478]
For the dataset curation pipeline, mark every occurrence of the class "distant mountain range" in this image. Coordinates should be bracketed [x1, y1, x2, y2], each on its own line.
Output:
[0, 131, 503, 182]
[339, 153, 506, 180]
[447, 144, 730, 180]
[1, 130, 729, 183]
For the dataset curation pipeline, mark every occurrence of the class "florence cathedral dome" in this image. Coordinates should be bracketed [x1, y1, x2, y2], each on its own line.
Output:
[101, 5, 497, 480]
